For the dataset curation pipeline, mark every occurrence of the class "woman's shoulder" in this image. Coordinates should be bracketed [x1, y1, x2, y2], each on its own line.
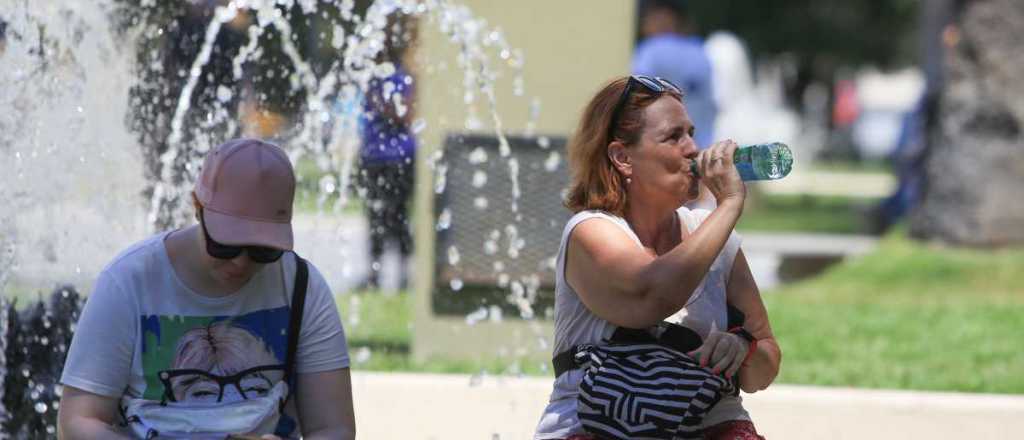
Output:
[564, 210, 629, 233]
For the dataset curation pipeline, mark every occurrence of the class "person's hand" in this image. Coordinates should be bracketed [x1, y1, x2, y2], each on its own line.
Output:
[687, 329, 750, 378]
[695, 139, 745, 205]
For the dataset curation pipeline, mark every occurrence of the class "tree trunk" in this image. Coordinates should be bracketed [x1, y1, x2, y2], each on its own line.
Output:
[910, 0, 1024, 246]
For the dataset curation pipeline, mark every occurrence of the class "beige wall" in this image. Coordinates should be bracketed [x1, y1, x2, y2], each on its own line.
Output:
[411, 1, 634, 363]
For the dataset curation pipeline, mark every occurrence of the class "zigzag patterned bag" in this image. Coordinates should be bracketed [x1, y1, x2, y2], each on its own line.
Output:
[576, 342, 733, 440]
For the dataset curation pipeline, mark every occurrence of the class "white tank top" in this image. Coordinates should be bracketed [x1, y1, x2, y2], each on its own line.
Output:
[535, 207, 748, 439]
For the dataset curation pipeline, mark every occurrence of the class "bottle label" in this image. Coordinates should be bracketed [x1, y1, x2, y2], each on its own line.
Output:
[735, 161, 758, 181]
[733, 147, 758, 181]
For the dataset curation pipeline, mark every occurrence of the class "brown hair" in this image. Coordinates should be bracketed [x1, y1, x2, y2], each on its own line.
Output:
[564, 77, 683, 216]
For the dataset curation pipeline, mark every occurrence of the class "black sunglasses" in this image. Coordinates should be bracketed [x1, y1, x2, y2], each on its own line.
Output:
[199, 209, 285, 263]
[607, 75, 681, 142]
[158, 364, 285, 404]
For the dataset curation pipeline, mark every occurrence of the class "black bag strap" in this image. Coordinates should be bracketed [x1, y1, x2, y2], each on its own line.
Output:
[552, 323, 703, 377]
[284, 254, 309, 397]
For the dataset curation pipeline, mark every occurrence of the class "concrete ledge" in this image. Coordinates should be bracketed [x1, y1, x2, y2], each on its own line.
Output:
[351, 372, 1024, 439]
[760, 170, 896, 198]
[742, 233, 878, 257]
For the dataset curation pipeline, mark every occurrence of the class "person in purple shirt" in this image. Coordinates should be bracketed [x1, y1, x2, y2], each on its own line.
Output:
[357, 45, 417, 290]
[632, 0, 717, 150]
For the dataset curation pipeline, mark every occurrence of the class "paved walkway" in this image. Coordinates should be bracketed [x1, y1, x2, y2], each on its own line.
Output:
[351, 371, 1024, 439]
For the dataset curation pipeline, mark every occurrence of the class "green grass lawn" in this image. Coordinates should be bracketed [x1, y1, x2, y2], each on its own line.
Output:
[764, 230, 1024, 394]
[339, 231, 1024, 394]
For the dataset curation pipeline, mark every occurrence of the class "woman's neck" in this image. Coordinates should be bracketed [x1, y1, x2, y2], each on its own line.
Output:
[166, 226, 240, 297]
[624, 201, 681, 252]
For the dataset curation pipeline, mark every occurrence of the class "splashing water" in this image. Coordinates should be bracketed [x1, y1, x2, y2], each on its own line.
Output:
[1, 0, 552, 414]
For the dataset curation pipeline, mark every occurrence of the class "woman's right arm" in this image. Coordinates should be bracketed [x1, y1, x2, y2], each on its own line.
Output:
[58, 387, 131, 440]
[566, 198, 743, 329]
[566, 140, 746, 329]
[57, 270, 135, 439]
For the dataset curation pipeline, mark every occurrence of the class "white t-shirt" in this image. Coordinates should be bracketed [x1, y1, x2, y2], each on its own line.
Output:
[60, 231, 350, 437]
[534, 207, 747, 439]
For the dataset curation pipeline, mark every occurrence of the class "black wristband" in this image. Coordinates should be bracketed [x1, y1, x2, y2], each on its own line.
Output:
[728, 326, 755, 344]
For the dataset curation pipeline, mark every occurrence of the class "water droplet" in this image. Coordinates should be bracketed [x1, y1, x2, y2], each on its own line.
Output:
[488, 305, 503, 323]
[465, 307, 488, 326]
[483, 240, 498, 255]
[374, 62, 396, 79]
[216, 85, 233, 103]
[319, 175, 337, 194]
[34, 402, 47, 414]
[354, 347, 372, 364]
[449, 278, 464, 291]
[511, 281, 525, 297]
[474, 197, 489, 210]
[544, 151, 561, 172]
[436, 208, 452, 231]
[447, 246, 461, 265]
[434, 164, 448, 194]
[472, 170, 488, 188]
[411, 118, 427, 134]
[468, 147, 488, 164]
[331, 25, 346, 49]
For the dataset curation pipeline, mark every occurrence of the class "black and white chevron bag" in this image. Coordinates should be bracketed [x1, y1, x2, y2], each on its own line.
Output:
[576, 342, 733, 440]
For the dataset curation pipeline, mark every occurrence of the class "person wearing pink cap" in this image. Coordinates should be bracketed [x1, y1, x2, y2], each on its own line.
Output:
[57, 139, 355, 439]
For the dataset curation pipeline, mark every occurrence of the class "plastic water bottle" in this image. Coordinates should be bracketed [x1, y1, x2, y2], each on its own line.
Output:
[690, 142, 793, 181]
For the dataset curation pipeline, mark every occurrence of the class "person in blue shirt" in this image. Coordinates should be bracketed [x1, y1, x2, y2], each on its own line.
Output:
[632, 0, 717, 151]
[633, 0, 719, 210]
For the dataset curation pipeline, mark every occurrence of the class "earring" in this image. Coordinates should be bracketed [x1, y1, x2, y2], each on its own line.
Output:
[626, 177, 632, 185]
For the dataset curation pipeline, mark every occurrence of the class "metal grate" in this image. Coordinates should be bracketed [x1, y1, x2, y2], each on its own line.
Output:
[433, 133, 570, 316]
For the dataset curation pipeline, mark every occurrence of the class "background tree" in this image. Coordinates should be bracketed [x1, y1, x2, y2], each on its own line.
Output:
[909, 0, 1024, 246]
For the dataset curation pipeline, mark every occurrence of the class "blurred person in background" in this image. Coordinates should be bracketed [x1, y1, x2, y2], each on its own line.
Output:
[633, 0, 718, 210]
[0, 17, 7, 57]
[534, 76, 780, 440]
[633, 0, 717, 150]
[355, 17, 418, 291]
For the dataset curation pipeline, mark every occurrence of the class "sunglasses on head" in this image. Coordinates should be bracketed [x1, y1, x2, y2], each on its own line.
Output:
[607, 75, 681, 142]
[199, 209, 284, 263]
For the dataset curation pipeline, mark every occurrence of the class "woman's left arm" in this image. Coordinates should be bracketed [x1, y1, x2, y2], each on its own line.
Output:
[727, 249, 782, 393]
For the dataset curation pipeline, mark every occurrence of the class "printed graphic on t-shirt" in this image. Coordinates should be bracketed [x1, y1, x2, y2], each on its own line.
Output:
[138, 306, 290, 403]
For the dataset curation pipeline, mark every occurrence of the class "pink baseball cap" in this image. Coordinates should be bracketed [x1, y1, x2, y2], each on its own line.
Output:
[194, 138, 296, 250]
